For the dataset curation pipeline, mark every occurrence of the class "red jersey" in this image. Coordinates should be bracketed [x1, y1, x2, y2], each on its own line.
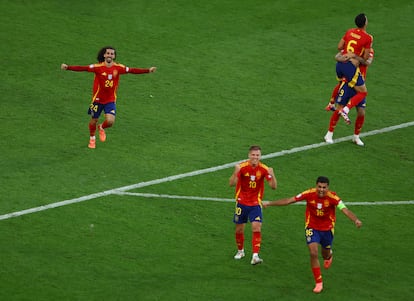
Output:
[234, 161, 273, 206]
[294, 188, 342, 231]
[67, 63, 150, 104]
[341, 28, 373, 58]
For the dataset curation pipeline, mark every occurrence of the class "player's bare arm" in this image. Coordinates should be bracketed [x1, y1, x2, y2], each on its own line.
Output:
[335, 51, 353, 62]
[336, 51, 372, 66]
[267, 167, 277, 190]
[262, 197, 295, 208]
[341, 208, 362, 228]
[229, 164, 240, 187]
[337, 38, 345, 51]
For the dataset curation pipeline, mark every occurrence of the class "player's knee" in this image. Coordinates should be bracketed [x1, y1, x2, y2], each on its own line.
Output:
[105, 118, 115, 127]
[308, 247, 319, 258]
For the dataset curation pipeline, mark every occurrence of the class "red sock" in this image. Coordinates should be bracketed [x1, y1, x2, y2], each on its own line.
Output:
[346, 92, 367, 110]
[312, 267, 323, 283]
[252, 231, 261, 254]
[101, 120, 111, 129]
[89, 123, 97, 137]
[354, 114, 365, 135]
[235, 233, 244, 250]
[330, 83, 341, 101]
[328, 110, 341, 132]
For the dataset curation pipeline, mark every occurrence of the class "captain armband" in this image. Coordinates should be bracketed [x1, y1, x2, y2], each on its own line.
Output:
[337, 201, 347, 210]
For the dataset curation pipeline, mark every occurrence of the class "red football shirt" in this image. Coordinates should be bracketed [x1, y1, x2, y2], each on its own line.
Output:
[67, 63, 150, 104]
[234, 161, 273, 206]
[341, 28, 373, 58]
[294, 188, 342, 231]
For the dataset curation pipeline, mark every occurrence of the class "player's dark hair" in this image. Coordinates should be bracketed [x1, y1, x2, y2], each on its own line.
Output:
[97, 46, 116, 62]
[316, 176, 330, 185]
[249, 145, 261, 152]
[355, 13, 367, 28]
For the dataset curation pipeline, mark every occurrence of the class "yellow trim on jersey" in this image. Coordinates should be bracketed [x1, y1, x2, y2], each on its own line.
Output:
[347, 66, 361, 88]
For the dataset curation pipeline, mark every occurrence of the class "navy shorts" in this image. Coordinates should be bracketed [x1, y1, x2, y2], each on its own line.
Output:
[305, 228, 334, 249]
[88, 102, 116, 119]
[336, 61, 365, 88]
[233, 203, 263, 224]
[335, 82, 366, 108]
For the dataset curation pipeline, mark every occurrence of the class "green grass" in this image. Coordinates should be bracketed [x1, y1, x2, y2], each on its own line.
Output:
[1, 0, 414, 300]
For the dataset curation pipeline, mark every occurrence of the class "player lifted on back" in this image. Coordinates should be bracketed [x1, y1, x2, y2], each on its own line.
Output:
[61, 46, 156, 149]
[327, 13, 373, 129]
[324, 48, 374, 146]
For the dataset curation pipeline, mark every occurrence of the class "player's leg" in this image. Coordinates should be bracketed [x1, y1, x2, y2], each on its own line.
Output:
[102, 113, 115, 128]
[321, 230, 334, 269]
[88, 118, 98, 149]
[87, 102, 103, 149]
[233, 204, 247, 259]
[325, 81, 341, 111]
[98, 102, 116, 142]
[324, 108, 341, 143]
[250, 219, 263, 265]
[353, 103, 366, 146]
[308, 242, 323, 293]
[324, 83, 353, 143]
[306, 228, 323, 293]
[336, 63, 366, 123]
[345, 84, 368, 111]
[339, 75, 367, 120]
[322, 247, 333, 269]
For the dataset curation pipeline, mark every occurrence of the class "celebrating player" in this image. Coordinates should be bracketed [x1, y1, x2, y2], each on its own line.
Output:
[324, 48, 374, 146]
[229, 145, 277, 265]
[61, 46, 156, 149]
[329, 13, 373, 126]
[263, 176, 362, 294]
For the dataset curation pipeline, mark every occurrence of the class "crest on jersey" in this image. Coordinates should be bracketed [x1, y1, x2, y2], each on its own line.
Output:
[317, 203, 322, 209]
[108, 74, 113, 80]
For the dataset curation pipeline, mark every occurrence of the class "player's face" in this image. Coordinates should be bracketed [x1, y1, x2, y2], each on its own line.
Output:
[248, 150, 261, 166]
[104, 49, 116, 63]
[316, 182, 329, 198]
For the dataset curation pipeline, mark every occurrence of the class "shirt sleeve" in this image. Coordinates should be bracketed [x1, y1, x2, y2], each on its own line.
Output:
[67, 65, 92, 72]
[126, 67, 150, 74]
[337, 200, 347, 210]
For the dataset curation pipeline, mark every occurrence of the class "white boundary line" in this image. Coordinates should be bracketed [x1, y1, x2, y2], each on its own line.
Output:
[113, 191, 414, 206]
[1, 121, 414, 221]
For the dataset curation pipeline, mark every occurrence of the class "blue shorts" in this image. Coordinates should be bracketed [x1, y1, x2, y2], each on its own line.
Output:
[88, 102, 116, 119]
[233, 203, 263, 224]
[336, 61, 365, 88]
[335, 82, 366, 108]
[305, 228, 334, 249]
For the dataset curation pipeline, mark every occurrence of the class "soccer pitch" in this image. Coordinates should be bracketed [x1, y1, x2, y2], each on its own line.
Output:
[1, 0, 414, 300]
[1, 121, 413, 222]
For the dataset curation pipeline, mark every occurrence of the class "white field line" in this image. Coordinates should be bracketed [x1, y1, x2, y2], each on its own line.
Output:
[1, 121, 414, 221]
[113, 191, 414, 206]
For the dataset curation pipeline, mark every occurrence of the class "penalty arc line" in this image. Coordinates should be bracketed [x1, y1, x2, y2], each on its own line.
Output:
[1, 120, 413, 221]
